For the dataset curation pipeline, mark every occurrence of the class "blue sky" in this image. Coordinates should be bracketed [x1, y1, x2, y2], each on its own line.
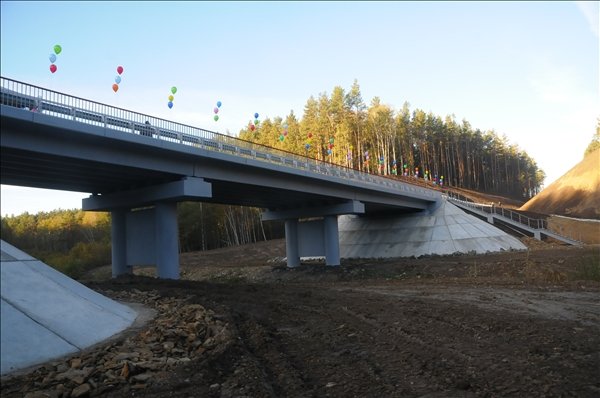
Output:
[1, 1, 598, 216]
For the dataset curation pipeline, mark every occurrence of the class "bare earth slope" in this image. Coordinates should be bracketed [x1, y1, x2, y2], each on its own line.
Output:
[520, 149, 600, 219]
[3, 238, 599, 398]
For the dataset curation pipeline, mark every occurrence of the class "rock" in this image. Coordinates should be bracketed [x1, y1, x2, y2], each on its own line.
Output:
[131, 372, 153, 383]
[120, 362, 130, 379]
[71, 383, 91, 397]
[71, 358, 82, 368]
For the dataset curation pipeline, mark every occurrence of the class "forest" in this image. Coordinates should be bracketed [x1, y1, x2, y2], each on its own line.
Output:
[1, 80, 547, 277]
[239, 80, 545, 199]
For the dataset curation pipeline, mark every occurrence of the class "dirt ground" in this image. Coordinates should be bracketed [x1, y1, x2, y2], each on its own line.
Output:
[3, 239, 600, 398]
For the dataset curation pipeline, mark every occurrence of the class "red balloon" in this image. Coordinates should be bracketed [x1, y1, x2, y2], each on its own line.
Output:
[112, 83, 119, 93]
[308, 133, 312, 138]
[117, 66, 124, 75]
[49, 64, 57, 73]
[250, 124, 256, 131]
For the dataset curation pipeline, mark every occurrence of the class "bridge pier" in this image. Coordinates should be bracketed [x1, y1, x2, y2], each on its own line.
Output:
[155, 203, 179, 279]
[83, 177, 213, 279]
[324, 215, 340, 266]
[262, 200, 363, 268]
[284, 219, 300, 268]
[110, 209, 130, 277]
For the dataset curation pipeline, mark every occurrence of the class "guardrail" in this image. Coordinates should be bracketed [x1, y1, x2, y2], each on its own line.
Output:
[1, 76, 438, 200]
[446, 192, 583, 244]
[446, 192, 547, 229]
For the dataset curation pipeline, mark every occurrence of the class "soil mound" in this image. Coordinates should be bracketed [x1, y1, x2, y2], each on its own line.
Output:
[520, 149, 600, 219]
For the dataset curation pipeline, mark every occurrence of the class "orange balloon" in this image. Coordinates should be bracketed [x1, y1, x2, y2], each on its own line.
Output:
[112, 83, 119, 93]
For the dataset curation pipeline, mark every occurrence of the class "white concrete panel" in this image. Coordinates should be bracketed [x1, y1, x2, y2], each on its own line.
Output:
[22, 260, 136, 322]
[1, 298, 78, 375]
[0, 240, 34, 261]
[448, 224, 472, 240]
[1, 240, 138, 375]
[431, 225, 452, 241]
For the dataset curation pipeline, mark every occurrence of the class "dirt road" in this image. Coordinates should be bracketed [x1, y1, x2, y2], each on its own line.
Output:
[2, 242, 599, 397]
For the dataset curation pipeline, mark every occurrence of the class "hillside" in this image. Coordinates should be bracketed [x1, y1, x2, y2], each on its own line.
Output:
[520, 149, 600, 219]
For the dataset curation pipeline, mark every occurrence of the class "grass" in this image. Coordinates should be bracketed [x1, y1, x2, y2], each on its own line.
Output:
[573, 252, 600, 282]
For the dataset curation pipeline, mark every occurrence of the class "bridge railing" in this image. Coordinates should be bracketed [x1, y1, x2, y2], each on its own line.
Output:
[1, 76, 438, 200]
[446, 192, 548, 229]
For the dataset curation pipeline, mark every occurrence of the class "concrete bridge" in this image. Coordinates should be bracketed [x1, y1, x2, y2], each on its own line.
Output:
[1, 77, 525, 279]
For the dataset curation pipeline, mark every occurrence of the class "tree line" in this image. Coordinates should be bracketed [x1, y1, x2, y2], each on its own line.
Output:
[239, 80, 545, 199]
[1, 204, 284, 277]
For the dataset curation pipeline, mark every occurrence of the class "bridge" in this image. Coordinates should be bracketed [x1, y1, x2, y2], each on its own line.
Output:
[1, 77, 527, 279]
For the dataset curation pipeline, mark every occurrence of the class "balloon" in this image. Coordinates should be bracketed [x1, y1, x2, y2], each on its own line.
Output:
[112, 83, 119, 92]
[305, 143, 310, 150]
[250, 124, 256, 131]
[308, 133, 312, 138]
[254, 119, 259, 125]
[49, 64, 57, 73]
[53, 44, 62, 55]
[117, 66, 124, 75]
[214, 115, 219, 121]
[327, 149, 332, 155]
[168, 95, 174, 101]
[329, 138, 334, 144]
[217, 101, 222, 108]
[283, 123, 288, 129]
[279, 135, 284, 141]
[115, 76, 121, 84]
[168, 101, 173, 109]
[283, 130, 288, 136]
[171, 86, 177, 94]
[49, 54, 56, 63]
[254, 112, 259, 119]
[214, 107, 219, 114]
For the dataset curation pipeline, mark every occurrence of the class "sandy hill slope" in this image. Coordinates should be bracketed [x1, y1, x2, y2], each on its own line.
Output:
[520, 149, 600, 219]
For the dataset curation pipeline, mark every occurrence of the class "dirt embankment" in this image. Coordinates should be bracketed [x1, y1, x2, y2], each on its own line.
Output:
[3, 239, 599, 398]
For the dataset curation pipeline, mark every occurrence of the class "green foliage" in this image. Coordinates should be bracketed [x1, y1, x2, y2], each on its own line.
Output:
[573, 253, 600, 282]
[583, 119, 600, 157]
[1, 210, 112, 278]
[236, 80, 545, 200]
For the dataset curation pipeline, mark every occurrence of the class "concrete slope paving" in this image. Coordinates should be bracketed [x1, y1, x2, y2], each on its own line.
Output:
[339, 196, 527, 258]
[0, 240, 137, 375]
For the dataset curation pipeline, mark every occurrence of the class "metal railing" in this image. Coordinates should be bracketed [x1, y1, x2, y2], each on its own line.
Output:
[446, 192, 584, 245]
[1, 76, 438, 200]
[446, 192, 548, 229]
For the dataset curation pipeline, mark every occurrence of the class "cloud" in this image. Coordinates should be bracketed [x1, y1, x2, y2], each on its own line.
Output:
[575, 1, 599, 37]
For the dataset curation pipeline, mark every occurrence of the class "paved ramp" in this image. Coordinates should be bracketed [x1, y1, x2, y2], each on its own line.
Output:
[0, 240, 137, 375]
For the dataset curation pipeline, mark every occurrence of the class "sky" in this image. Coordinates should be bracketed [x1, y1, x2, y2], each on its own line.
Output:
[1, 1, 598, 217]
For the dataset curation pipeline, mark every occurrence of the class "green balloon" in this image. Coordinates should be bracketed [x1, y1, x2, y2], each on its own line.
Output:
[53, 44, 62, 55]
[171, 86, 177, 94]
[214, 115, 219, 121]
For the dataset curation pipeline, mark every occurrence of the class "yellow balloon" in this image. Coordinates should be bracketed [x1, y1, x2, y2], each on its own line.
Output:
[168, 95, 174, 101]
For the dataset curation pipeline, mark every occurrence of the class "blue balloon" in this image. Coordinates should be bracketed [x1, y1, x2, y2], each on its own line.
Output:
[217, 101, 222, 108]
[305, 143, 310, 150]
[254, 112, 259, 119]
[115, 76, 122, 84]
[168, 101, 173, 109]
[49, 54, 57, 63]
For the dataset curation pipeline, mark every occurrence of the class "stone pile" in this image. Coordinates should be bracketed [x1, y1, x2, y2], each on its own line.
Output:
[1, 289, 231, 398]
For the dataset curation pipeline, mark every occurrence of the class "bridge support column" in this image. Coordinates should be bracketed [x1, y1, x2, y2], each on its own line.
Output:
[533, 231, 541, 241]
[155, 202, 180, 279]
[110, 209, 131, 277]
[324, 215, 340, 266]
[284, 219, 300, 268]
